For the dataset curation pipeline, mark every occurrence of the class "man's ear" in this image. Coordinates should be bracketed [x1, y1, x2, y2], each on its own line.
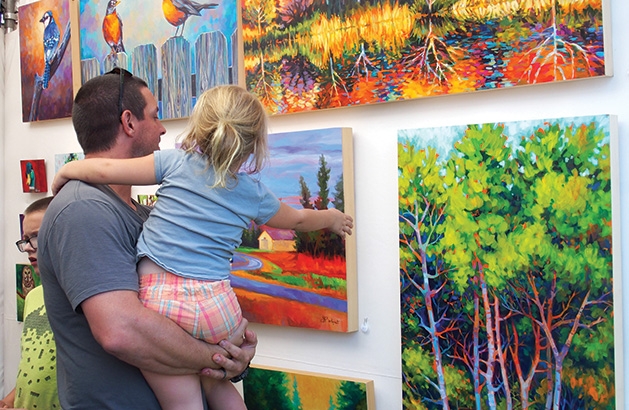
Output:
[120, 110, 135, 135]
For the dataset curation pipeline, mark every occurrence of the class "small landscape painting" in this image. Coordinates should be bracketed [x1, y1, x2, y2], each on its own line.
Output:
[230, 127, 357, 332]
[243, 365, 375, 409]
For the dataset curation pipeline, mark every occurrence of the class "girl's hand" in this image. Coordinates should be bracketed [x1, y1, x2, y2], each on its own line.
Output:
[51, 168, 71, 195]
[328, 208, 353, 237]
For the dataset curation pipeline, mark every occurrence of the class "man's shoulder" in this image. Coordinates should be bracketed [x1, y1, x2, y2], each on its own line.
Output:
[42, 182, 139, 235]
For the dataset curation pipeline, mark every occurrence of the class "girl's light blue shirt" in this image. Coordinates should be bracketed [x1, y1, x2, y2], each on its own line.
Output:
[136, 149, 281, 280]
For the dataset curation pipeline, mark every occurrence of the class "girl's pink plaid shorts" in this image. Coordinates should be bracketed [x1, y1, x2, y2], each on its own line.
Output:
[138, 271, 242, 344]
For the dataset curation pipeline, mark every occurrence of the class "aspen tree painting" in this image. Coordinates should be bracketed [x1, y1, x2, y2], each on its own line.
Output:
[243, 0, 609, 114]
[398, 115, 619, 409]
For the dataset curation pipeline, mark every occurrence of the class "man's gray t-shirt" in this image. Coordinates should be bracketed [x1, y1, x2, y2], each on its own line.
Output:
[38, 180, 159, 409]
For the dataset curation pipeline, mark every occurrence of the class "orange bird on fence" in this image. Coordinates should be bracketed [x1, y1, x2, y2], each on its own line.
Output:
[162, 0, 218, 37]
[102, 0, 125, 54]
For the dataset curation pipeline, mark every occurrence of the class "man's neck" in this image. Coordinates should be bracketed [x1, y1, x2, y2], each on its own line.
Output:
[85, 151, 135, 208]
[109, 184, 135, 208]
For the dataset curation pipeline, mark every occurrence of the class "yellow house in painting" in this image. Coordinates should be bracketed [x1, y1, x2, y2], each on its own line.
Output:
[258, 227, 296, 251]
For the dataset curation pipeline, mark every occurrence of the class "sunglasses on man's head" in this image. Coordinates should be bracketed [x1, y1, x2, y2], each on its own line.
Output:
[105, 67, 133, 121]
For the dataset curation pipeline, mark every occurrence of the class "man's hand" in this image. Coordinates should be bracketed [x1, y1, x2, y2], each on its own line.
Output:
[201, 327, 257, 380]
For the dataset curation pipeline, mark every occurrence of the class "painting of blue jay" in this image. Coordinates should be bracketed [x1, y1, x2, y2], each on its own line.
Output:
[40, 10, 60, 89]
[18, 0, 73, 122]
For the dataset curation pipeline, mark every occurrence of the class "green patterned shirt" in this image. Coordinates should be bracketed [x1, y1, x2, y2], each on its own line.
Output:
[14, 286, 60, 409]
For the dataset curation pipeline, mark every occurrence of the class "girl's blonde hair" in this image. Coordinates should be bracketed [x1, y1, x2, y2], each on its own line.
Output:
[180, 85, 268, 188]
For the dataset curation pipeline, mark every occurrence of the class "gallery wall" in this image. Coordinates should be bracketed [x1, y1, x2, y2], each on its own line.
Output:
[2, 0, 629, 408]
[1, 26, 6, 399]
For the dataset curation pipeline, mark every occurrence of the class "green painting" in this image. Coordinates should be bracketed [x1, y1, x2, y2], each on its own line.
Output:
[398, 115, 618, 408]
[243, 365, 375, 409]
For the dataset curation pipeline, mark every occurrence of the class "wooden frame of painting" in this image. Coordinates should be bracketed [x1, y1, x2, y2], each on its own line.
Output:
[70, 0, 241, 120]
[231, 127, 357, 332]
[242, 364, 375, 409]
[18, 0, 73, 122]
[397, 115, 621, 408]
[243, 0, 612, 115]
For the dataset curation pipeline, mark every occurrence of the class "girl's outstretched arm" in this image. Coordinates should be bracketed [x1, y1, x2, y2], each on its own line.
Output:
[266, 203, 353, 237]
[52, 154, 157, 195]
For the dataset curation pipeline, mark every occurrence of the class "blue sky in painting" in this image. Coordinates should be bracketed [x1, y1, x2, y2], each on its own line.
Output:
[79, 0, 237, 72]
[398, 115, 611, 155]
[259, 128, 345, 209]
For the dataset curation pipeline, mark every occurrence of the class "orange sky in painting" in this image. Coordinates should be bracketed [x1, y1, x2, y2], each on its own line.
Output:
[287, 373, 342, 408]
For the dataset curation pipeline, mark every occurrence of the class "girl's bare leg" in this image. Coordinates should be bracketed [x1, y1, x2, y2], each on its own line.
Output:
[142, 370, 205, 410]
[202, 377, 247, 410]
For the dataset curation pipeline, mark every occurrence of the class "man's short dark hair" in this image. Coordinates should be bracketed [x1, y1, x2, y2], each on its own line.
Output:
[24, 196, 53, 215]
[72, 71, 149, 154]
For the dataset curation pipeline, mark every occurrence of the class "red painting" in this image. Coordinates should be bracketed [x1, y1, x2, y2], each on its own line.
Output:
[20, 159, 48, 193]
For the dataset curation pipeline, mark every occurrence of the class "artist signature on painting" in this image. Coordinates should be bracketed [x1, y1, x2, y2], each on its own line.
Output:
[321, 316, 340, 325]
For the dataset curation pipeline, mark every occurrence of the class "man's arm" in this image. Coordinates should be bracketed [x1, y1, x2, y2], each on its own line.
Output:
[81, 290, 255, 378]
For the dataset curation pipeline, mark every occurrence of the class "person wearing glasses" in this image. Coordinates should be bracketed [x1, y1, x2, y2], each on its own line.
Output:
[1, 196, 60, 410]
[52, 84, 353, 410]
[37, 69, 256, 410]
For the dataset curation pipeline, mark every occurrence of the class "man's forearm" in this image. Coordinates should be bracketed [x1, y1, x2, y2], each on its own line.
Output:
[83, 290, 238, 375]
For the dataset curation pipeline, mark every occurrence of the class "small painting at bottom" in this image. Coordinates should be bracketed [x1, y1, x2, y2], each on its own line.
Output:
[16, 263, 41, 321]
[242, 365, 375, 409]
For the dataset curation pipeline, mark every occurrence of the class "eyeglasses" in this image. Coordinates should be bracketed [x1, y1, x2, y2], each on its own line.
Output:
[105, 67, 133, 122]
[16, 234, 38, 252]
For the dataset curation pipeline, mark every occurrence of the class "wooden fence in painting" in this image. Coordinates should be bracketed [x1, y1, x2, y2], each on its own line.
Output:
[80, 29, 238, 119]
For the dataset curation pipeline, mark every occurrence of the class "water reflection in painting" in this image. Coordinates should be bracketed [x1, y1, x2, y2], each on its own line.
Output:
[243, 0, 608, 114]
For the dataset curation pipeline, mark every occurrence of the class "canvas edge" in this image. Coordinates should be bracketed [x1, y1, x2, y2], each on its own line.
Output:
[609, 114, 623, 409]
[235, 0, 245, 87]
[248, 364, 376, 409]
[69, 0, 82, 99]
[341, 127, 358, 332]
[602, 0, 613, 77]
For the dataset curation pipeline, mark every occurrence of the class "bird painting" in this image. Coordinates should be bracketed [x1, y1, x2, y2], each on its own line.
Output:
[102, 0, 125, 55]
[162, 0, 218, 37]
[40, 10, 59, 89]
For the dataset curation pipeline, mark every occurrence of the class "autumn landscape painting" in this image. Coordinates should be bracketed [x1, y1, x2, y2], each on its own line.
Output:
[398, 115, 619, 408]
[231, 128, 357, 332]
[243, 0, 609, 114]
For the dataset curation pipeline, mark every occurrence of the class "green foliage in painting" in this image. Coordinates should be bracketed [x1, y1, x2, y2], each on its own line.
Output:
[244, 368, 293, 410]
[335, 380, 368, 410]
[398, 116, 615, 409]
[333, 175, 345, 212]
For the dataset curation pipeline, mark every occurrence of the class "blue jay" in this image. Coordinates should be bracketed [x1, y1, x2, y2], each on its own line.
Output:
[40, 10, 60, 89]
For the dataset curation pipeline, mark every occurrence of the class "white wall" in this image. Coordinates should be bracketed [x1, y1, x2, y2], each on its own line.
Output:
[3, 1, 629, 408]
[1, 23, 6, 400]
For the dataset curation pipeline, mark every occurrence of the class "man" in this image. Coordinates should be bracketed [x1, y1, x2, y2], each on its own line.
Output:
[1, 197, 59, 409]
[38, 69, 255, 409]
